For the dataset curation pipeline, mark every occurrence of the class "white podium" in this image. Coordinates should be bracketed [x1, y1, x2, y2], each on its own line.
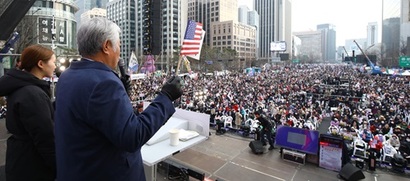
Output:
[141, 107, 210, 181]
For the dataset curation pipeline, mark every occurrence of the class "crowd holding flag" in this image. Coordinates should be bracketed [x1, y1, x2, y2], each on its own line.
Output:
[128, 51, 139, 74]
[177, 20, 205, 74]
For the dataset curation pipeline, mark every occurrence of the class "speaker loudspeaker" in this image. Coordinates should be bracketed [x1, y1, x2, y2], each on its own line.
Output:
[338, 163, 365, 181]
[249, 141, 263, 154]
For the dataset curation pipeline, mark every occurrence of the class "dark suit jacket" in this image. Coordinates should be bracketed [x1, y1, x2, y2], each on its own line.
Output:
[55, 59, 175, 181]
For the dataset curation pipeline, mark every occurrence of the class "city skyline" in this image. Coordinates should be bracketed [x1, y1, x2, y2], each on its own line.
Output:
[238, 0, 397, 46]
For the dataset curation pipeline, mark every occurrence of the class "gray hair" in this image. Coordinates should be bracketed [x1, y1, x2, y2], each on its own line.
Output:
[77, 17, 121, 57]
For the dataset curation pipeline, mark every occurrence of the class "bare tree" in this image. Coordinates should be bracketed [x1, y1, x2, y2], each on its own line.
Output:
[14, 16, 39, 53]
[366, 44, 381, 64]
[400, 38, 408, 56]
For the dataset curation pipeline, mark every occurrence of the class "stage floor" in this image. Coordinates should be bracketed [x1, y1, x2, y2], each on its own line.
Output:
[156, 129, 410, 181]
[1, 119, 409, 181]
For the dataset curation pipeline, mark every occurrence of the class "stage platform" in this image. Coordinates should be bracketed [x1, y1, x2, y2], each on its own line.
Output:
[155, 129, 410, 181]
[1, 118, 409, 181]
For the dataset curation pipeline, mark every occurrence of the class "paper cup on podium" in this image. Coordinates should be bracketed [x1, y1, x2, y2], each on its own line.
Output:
[169, 128, 180, 146]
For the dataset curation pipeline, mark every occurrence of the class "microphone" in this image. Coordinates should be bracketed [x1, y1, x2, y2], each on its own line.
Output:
[118, 58, 131, 95]
[118, 58, 127, 78]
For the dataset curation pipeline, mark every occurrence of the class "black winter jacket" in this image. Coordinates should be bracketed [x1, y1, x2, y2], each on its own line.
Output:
[0, 69, 56, 181]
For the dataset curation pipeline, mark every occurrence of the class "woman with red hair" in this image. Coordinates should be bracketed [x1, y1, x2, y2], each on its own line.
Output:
[0, 44, 57, 181]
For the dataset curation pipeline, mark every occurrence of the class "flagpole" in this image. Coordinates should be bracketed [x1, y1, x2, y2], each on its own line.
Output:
[178, 20, 204, 75]
[176, 55, 183, 75]
[183, 56, 192, 73]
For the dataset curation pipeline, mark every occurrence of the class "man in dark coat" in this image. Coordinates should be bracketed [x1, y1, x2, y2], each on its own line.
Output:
[255, 111, 275, 150]
[54, 17, 183, 181]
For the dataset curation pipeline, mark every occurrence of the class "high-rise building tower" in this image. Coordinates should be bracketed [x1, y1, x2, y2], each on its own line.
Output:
[210, 20, 256, 64]
[75, 0, 108, 30]
[135, 0, 187, 72]
[106, 0, 136, 63]
[187, 0, 211, 46]
[247, 10, 259, 28]
[317, 24, 336, 62]
[367, 22, 378, 46]
[238, 5, 249, 24]
[188, 0, 256, 67]
[139, 0, 162, 56]
[254, 0, 292, 62]
[188, 0, 238, 47]
[400, 0, 410, 56]
[382, 17, 400, 63]
[238, 6, 260, 59]
[81, 8, 106, 24]
[247, 10, 259, 59]
[293, 30, 322, 62]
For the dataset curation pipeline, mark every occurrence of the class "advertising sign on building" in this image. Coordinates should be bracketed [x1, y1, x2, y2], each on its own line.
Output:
[38, 17, 67, 45]
[270, 41, 287, 51]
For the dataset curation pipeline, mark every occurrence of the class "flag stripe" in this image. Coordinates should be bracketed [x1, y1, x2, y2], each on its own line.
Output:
[180, 20, 204, 56]
[187, 31, 206, 60]
[182, 46, 200, 49]
[182, 51, 200, 54]
[182, 42, 201, 45]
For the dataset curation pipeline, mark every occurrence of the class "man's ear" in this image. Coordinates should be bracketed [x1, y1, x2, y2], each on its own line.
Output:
[102, 40, 111, 54]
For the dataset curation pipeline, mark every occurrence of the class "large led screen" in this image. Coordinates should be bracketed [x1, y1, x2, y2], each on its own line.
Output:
[275, 125, 319, 155]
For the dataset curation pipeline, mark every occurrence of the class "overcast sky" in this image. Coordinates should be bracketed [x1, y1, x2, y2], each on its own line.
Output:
[238, 0, 401, 46]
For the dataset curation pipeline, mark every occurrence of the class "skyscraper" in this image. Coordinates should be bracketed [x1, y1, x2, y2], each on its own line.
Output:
[317, 24, 336, 62]
[238, 6, 260, 59]
[247, 10, 259, 59]
[135, 0, 188, 72]
[106, 0, 136, 63]
[293, 30, 322, 62]
[188, 0, 256, 67]
[187, 0, 211, 46]
[238, 5, 249, 24]
[367, 22, 378, 47]
[400, 0, 410, 56]
[382, 17, 400, 64]
[254, 0, 292, 62]
[160, 0, 188, 71]
[210, 20, 256, 65]
[75, 0, 108, 30]
[81, 8, 106, 24]
[188, 0, 238, 47]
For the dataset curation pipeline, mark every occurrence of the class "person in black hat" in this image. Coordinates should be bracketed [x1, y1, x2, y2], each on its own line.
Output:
[255, 111, 275, 150]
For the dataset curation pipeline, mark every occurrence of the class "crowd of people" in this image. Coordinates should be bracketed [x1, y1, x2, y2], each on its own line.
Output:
[1, 17, 410, 180]
[2, 47, 410, 179]
[129, 64, 410, 165]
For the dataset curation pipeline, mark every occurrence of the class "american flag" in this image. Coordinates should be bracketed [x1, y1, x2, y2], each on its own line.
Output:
[180, 20, 204, 57]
